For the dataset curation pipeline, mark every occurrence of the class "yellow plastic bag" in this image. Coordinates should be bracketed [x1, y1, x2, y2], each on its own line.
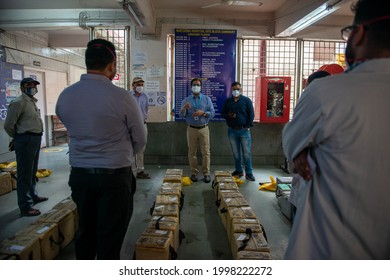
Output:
[0, 161, 17, 169]
[36, 169, 53, 178]
[234, 177, 244, 185]
[258, 176, 277, 191]
[182, 176, 192, 186]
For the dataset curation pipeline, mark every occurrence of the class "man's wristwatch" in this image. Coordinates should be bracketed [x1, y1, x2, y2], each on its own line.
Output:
[203, 112, 207, 117]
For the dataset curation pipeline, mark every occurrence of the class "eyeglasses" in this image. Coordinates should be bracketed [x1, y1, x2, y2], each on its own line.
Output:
[340, 15, 390, 41]
[340, 25, 358, 41]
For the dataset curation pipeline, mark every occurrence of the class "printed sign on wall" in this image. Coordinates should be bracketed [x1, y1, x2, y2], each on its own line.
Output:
[174, 29, 237, 121]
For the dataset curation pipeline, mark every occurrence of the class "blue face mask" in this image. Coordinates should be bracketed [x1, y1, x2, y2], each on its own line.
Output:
[25, 87, 38, 96]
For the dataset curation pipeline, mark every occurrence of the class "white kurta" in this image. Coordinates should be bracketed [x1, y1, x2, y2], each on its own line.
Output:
[282, 59, 390, 259]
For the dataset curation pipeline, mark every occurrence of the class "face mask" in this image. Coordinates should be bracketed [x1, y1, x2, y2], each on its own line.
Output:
[345, 42, 356, 68]
[232, 90, 241, 97]
[192, 85, 201, 94]
[136, 86, 144, 93]
[25, 87, 38, 96]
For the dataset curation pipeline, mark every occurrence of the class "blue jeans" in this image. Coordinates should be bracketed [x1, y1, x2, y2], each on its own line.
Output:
[228, 127, 253, 175]
[14, 134, 41, 212]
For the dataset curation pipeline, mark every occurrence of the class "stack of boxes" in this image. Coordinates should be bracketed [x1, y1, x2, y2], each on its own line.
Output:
[0, 197, 78, 260]
[0, 162, 18, 192]
[275, 177, 294, 220]
[135, 169, 184, 260]
[213, 171, 271, 260]
[0, 172, 13, 196]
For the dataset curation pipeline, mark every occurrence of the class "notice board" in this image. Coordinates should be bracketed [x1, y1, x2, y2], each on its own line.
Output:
[0, 61, 24, 121]
[174, 29, 237, 121]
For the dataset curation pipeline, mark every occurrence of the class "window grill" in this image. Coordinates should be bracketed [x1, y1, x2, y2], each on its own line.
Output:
[94, 28, 129, 90]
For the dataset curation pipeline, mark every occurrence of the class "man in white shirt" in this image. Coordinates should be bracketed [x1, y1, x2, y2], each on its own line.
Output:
[282, 0, 390, 259]
[130, 77, 150, 179]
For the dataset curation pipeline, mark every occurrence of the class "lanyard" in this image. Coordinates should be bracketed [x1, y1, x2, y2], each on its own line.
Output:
[191, 95, 202, 110]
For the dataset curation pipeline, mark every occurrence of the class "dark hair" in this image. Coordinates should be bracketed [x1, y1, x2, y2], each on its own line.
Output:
[191, 78, 202, 86]
[352, 0, 390, 49]
[231, 81, 241, 87]
[307, 71, 330, 85]
[85, 39, 116, 70]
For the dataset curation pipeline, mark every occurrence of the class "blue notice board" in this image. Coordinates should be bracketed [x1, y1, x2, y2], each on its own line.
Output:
[0, 61, 24, 121]
[174, 29, 237, 121]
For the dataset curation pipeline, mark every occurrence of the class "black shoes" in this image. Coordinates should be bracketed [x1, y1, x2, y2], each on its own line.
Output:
[190, 174, 198, 182]
[245, 174, 256, 181]
[136, 171, 151, 179]
[190, 174, 211, 183]
[231, 170, 244, 177]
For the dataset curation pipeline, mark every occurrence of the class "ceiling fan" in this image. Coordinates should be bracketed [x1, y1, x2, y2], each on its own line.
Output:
[201, 0, 263, 9]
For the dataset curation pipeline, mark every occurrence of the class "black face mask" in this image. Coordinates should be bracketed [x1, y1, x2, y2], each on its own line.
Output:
[345, 42, 356, 68]
[24, 87, 38, 96]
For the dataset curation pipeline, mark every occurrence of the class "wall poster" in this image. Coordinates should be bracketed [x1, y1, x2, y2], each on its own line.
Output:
[0, 61, 24, 120]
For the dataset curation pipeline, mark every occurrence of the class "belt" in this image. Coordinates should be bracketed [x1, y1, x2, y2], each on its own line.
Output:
[71, 166, 132, 175]
[231, 126, 244, 130]
[19, 132, 43, 136]
[189, 124, 207, 129]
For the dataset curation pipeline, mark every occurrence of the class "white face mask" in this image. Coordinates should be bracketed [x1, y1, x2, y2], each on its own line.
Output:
[192, 85, 201, 94]
[232, 90, 241, 97]
[25, 87, 38, 96]
[135, 86, 144, 93]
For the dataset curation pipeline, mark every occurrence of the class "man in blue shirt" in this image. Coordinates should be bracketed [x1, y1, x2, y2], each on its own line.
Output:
[130, 77, 150, 179]
[180, 78, 215, 183]
[222, 81, 255, 181]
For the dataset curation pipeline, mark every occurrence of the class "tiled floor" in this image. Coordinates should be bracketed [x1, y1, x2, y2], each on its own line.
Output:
[0, 146, 292, 260]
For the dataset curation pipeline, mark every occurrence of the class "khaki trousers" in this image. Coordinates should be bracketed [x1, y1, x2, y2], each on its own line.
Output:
[132, 123, 147, 173]
[186, 125, 210, 176]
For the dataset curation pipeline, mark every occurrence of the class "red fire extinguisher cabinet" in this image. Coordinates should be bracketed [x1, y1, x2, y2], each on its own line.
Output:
[255, 76, 291, 123]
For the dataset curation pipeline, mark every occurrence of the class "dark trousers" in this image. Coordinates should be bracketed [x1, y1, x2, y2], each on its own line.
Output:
[14, 134, 41, 212]
[69, 171, 134, 260]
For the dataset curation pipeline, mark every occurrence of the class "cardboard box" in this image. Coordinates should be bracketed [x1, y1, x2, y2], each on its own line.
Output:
[166, 169, 183, 176]
[214, 181, 239, 197]
[236, 250, 272, 260]
[135, 235, 171, 260]
[218, 195, 248, 230]
[231, 232, 270, 259]
[141, 228, 175, 254]
[159, 182, 182, 196]
[214, 171, 232, 177]
[215, 189, 241, 208]
[149, 216, 180, 251]
[7, 170, 17, 190]
[16, 222, 60, 260]
[163, 174, 182, 183]
[52, 197, 78, 231]
[155, 194, 179, 205]
[0, 235, 41, 260]
[152, 204, 179, 218]
[229, 222, 263, 244]
[37, 209, 75, 249]
[226, 207, 257, 236]
[212, 176, 235, 189]
[0, 172, 13, 196]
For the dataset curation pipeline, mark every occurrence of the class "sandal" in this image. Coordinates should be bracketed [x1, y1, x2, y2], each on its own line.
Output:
[33, 196, 48, 205]
[21, 208, 41, 217]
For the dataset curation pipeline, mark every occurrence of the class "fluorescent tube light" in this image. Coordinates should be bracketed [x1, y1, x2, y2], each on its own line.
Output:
[290, 3, 333, 33]
[123, 2, 143, 28]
